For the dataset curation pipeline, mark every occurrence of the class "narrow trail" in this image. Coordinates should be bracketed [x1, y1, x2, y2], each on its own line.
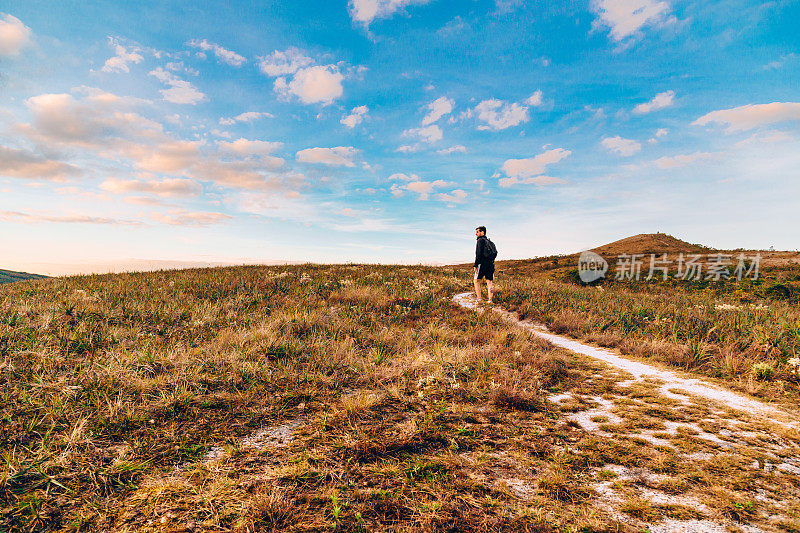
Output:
[453, 292, 799, 430]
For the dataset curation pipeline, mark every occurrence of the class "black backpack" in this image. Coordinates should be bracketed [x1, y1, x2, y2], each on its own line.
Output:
[484, 238, 498, 261]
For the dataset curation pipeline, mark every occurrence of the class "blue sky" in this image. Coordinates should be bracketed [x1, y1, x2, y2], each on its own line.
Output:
[1, 0, 799, 274]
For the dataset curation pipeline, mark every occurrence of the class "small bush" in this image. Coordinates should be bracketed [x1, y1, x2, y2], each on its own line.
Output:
[765, 283, 791, 300]
[751, 362, 774, 381]
[492, 386, 545, 412]
[619, 496, 659, 521]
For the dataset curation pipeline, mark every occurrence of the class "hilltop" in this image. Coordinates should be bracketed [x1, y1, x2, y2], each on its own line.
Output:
[0, 268, 48, 285]
[588, 232, 712, 256]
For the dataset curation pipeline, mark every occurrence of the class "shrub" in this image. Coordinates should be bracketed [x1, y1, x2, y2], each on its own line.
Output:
[764, 283, 796, 301]
[751, 362, 774, 381]
[787, 357, 800, 382]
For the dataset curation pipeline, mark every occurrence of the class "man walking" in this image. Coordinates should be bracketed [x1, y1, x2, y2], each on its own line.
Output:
[473, 226, 496, 304]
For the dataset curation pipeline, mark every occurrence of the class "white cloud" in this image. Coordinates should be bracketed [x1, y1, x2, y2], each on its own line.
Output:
[692, 102, 800, 132]
[231, 188, 318, 222]
[23, 89, 160, 147]
[406, 181, 439, 194]
[648, 128, 669, 143]
[495, 0, 524, 15]
[126, 140, 201, 173]
[218, 139, 284, 167]
[1, 210, 142, 226]
[18, 87, 301, 195]
[192, 160, 305, 191]
[501, 148, 571, 178]
[389, 173, 420, 181]
[257, 48, 313, 77]
[149, 67, 207, 105]
[165, 62, 199, 76]
[633, 90, 675, 114]
[498, 175, 566, 188]
[151, 209, 232, 226]
[734, 130, 794, 148]
[396, 145, 421, 153]
[475, 99, 529, 130]
[341, 105, 369, 128]
[524, 90, 543, 107]
[258, 49, 345, 106]
[469, 178, 486, 190]
[403, 124, 442, 143]
[436, 145, 467, 155]
[218, 138, 282, 155]
[348, 0, 431, 27]
[187, 39, 246, 66]
[219, 111, 273, 125]
[101, 37, 143, 73]
[601, 135, 641, 156]
[296, 146, 358, 167]
[122, 196, 170, 206]
[274, 65, 344, 105]
[437, 16, 468, 37]
[449, 109, 473, 124]
[0, 145, 81, 181]
[436, 189, 467, 203]
[0, 13, 32, 57]
[592, 0, 671, 41]
[405, 179, 451, 199]
[100, 177, 202, 197]
[652, 151, 714, 169]
[763, 53, 797, 71]
[388, 174, 454, 199]
[421, 96, 454, 126]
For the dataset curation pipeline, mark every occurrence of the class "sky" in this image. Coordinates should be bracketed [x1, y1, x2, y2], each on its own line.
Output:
[1, 0, 799, 275]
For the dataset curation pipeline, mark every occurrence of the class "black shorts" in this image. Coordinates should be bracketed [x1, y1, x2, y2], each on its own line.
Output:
[476, 262, 494, 281]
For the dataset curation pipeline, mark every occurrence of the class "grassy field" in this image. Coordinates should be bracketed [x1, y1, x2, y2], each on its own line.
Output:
[2, 262, 800, 532]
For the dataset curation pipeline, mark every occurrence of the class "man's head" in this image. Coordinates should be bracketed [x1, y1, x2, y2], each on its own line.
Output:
[475, 226, 486, 237]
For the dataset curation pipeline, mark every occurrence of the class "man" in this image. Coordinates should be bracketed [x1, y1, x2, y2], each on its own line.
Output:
[473, 226, 495, 304]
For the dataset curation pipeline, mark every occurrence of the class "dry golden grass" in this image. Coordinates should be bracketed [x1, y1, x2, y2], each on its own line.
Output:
[2, 262, 800, 532]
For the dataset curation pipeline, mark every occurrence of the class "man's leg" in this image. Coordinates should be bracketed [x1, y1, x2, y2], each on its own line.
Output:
[473, 277, 482, 301]
[487, 280, 494, 303]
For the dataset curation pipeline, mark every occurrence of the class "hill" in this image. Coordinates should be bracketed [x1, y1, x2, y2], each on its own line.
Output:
[486, 232, 712, 276]
[588, 232, 712, 256]
[586, 233, 798, 269]
[0, 268, 48, 285]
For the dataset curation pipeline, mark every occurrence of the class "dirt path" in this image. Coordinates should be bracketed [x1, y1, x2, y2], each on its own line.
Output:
[453, 292, 799, 430]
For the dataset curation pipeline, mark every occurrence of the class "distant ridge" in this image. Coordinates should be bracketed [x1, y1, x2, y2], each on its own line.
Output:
[0, 269, 48, 285]
[589, 232, 713, 256]
[466, 232, 795, 272]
